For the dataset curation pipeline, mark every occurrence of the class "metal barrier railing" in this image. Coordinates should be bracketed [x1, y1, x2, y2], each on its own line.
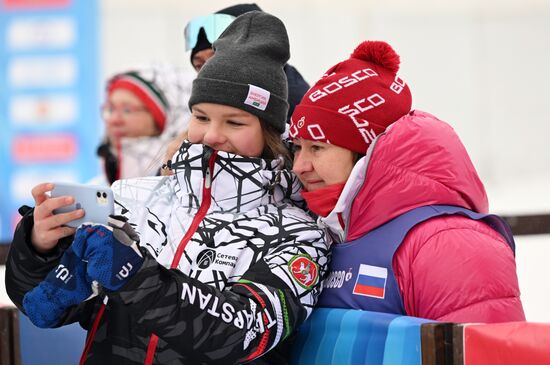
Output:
[0, 243, 9, 266]
[502, 214, 550, 235]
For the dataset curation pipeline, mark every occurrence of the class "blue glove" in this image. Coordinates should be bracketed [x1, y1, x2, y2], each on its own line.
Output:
[72, 216, 143, 291]
[23, 246, 93, 328]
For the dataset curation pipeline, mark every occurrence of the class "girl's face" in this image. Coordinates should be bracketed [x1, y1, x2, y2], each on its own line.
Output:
[103, 88, 158, 142]
[292, 139, 356, 192]
[188, 103, 265, 157]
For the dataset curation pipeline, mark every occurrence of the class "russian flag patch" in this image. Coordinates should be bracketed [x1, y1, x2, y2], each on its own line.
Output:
[352, 264, 388, 299]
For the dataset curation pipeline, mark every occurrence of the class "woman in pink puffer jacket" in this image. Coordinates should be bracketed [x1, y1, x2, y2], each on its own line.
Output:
[289, 40, 525, 322]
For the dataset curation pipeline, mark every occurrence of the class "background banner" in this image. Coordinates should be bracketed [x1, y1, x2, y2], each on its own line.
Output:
[0, 0, 101, 242]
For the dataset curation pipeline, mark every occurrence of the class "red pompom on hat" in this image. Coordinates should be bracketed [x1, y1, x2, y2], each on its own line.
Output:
[290, 40, 412, 154]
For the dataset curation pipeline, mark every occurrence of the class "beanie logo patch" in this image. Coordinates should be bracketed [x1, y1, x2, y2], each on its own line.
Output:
[390, 76, 406, 94]
[244, 84, 270, 111]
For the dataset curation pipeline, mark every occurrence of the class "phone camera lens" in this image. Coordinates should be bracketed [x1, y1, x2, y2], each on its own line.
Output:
[96, 191, 101, 198]
[102, 192, 107, 198]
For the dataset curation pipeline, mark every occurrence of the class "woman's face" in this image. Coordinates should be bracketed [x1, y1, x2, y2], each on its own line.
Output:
[188, 103, 265, 157]
[103, 88, 158, 143]
[292, 139, 356, 192]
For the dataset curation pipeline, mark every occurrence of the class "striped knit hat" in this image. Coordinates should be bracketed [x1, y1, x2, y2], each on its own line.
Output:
[107, 71, 169, 131]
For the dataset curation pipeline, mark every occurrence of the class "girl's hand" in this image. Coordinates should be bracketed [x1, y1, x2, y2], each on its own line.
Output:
[30, 183, 84, 253]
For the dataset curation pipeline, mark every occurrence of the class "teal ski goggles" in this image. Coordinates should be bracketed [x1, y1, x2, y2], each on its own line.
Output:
[184, 13, 236, 51]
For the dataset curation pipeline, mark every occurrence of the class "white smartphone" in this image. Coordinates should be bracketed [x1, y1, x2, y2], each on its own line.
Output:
[51, 182, 114, 228]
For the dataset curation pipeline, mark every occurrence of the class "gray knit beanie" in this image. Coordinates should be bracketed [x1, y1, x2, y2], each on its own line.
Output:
[188, 11, 289, 133]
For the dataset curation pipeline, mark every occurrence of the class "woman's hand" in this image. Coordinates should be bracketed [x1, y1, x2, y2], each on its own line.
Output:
[30, 182, 84, 253]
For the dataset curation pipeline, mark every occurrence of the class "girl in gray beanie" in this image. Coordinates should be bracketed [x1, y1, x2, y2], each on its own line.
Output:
[8, 11, 329, 365]
[163, 9, 296, 173]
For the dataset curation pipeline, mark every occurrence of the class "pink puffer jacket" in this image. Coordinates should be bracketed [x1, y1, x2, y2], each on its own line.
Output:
[339, 110, 525, 322]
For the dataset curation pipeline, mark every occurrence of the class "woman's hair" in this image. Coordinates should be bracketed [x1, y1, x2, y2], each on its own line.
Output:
[261, 120, 292, 163]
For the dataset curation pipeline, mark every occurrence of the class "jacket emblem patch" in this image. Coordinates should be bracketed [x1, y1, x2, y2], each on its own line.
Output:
[289, 255, 318, 289]
[352, 264, 387, 299]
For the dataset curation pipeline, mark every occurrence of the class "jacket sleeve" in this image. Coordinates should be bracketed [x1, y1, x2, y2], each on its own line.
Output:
[5, 206, 100, 328]
[6, 206, 66, 308]
[394, 215, 525, 323]
[108, 212, 329, 364]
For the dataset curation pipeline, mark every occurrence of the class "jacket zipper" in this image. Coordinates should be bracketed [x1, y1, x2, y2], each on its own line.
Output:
[79, 297, 107, 365]
[115, 137, 122, 181]
[170, 150, 216, 268]
[79, 150, 218, 365]
[145, 150, 218, 365]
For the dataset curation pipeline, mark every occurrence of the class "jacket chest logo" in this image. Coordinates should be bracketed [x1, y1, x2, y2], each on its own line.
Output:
[196, 248, 238, 269]
[289, 254, 319, 289]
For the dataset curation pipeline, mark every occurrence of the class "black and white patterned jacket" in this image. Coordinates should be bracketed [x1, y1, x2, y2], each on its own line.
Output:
[6, 142, 329, 364]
